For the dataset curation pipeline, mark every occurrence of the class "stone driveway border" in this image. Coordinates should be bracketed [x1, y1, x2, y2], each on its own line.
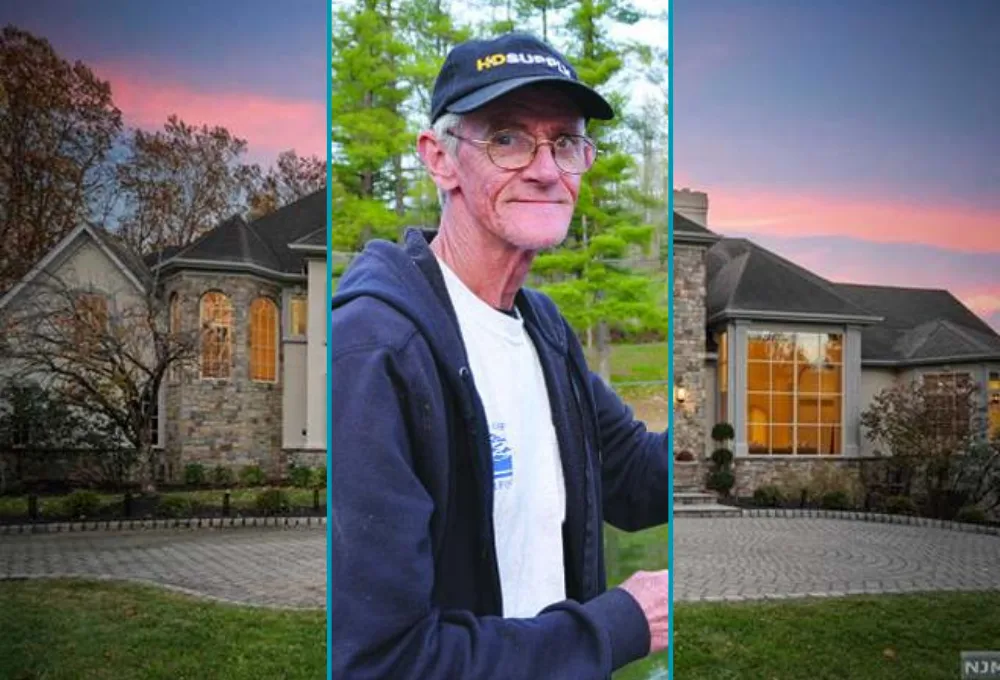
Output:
[737, 508, 1000, 536]
[0, 515, 326, 535]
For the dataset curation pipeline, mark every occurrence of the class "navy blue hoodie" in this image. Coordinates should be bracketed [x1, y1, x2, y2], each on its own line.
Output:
[329, 229, 670, 679]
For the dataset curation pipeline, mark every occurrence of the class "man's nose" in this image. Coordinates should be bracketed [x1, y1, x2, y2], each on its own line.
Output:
[521, 142, 562, 182]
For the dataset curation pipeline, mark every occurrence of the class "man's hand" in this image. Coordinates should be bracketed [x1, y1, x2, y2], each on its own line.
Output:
[618, 569, 670, 654]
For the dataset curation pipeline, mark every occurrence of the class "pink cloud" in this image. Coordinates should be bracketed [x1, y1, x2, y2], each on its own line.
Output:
[93, 61, 325, 161]
[700, 185, 1000, 253]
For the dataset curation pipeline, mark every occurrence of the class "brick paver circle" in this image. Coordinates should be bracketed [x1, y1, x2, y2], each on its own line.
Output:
[2, 518, 998, 607]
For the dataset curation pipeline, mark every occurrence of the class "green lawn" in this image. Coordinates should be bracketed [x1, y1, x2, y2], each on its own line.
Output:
[0, 579, 325, 680]
[584, 341, 670, 384]
[4, 579, 996, 679]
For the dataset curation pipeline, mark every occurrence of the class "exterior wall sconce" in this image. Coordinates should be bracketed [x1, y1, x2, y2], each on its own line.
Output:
[675, 386, 688, 404]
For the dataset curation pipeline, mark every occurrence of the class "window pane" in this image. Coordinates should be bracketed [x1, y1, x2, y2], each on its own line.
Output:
[795, 333, 821, 365]
[291, 296, 308, 336]
[820, 395, 842, 426]
[250, 298, 277, 382]
[823, 334, 843, 364]
[771, 424, 793, 453]
[798, 393, 820, 424]
[748, 392, 770, 424]
[772, 362, 795, 392]
[748, 333, 770, 360]
[771, 333, 796, 362]
[747, 420, 770, 453]
[771, 393, 794, 424]
[797, 425, 820, 454]
[821, 365, 842, 394]
[820, 425, 841, 455]
[748, 361, 770, 391]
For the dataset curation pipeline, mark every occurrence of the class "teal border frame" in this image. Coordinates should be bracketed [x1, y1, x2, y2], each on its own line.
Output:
[325, 0, 334, 677]
[666, 0, 676, 677]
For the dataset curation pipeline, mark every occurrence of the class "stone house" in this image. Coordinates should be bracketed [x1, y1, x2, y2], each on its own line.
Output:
[0, 190, 328, 482]
[671, 188, 1000, 497]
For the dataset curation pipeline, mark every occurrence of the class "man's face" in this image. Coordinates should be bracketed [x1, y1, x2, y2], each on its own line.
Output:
[448, 86, 585, 252]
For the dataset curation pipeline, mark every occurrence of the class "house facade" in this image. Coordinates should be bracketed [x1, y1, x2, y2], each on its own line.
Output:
[671, 189, 1000, 496]
[0, 190, 328, 483]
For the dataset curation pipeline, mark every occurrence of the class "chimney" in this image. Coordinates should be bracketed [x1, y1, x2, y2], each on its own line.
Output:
[673, 188, 709, 227]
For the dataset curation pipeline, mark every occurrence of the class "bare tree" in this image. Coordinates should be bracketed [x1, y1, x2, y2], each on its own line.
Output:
[247, 149, 325, 220]
[0, 261, 203, 491]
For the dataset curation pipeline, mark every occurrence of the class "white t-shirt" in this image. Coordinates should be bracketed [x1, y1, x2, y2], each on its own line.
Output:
[437, 257, 567, 618]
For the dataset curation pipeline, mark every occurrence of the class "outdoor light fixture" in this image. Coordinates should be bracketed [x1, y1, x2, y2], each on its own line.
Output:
[675, 386, 688, 404]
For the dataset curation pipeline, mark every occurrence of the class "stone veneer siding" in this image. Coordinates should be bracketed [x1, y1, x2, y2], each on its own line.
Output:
[672, 243, 709, 462]
[163, 272, 285, 481]
[732, 457, 868, 499]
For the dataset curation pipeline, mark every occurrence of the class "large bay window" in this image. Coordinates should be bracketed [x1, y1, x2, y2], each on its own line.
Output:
[923, 371, 972, 442]
[746, 331, 843, 455]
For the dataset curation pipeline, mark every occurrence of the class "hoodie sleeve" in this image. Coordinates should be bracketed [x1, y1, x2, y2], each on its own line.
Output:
[329, 310, 651, 679]
[589, 370, 672, 533]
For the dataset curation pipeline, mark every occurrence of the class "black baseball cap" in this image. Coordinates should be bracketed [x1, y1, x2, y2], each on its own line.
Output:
[429, 32, 615, 124]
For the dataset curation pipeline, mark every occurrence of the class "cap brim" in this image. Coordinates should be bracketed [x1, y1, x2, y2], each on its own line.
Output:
[446, 75, 615, 121]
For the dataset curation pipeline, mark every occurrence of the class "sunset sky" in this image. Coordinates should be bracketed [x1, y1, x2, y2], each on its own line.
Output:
[4, 0, 327, 166]
[675, 0, 1000, 331]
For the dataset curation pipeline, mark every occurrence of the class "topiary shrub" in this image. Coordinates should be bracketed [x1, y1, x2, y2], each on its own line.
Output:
[884, 495, 918, 515]
[820, 490, 851, 510]
[211, 465, 234, 488]
[240, 465, 266, 488]
[184, 463, 206, 487]
[710, 448, 733, 468]
[753, 484, 785, 508]
[955, 505, 986, 524]
[62, 490, 101, 519]
[711, 422, 735, 443]
[706, 470, 735, 496]
[289, 465, 312, 489]
[255, 488, 290, 515]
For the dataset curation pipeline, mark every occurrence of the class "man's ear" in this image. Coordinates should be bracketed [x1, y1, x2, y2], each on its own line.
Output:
[417, 130, 460, 196]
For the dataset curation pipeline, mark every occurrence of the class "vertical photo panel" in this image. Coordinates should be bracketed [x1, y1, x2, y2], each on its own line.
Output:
[328, 0, 672, 678]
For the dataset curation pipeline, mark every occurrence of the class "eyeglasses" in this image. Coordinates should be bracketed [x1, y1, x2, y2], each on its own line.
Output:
[446, 128, 598, 175]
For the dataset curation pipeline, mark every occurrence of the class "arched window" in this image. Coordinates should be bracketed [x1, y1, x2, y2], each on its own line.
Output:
[200, 292, 233, 379]
[249, 297, 278, 382]
[168, 293, 181, 382]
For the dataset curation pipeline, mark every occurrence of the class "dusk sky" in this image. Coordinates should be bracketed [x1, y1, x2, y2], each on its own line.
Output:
[3, 0, 326, 166]
[675, 0, 1000, 331]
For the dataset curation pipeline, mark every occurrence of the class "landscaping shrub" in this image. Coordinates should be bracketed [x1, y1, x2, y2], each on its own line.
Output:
[310, 465, 327, 489]
[289, 465, 312, 489]
[753, 484, 785, 507]
[711, 422, 735, 442]
[820, 490, 851, 510]
[710, 448, 733, 468]
[211, 465, 234, 487]
[955, 505, 986, 524]
[240, 465, 266, 487]
[884, 495, 918, 515]
[706, 470, 735, 496]
[183, 463, 206, 487]
[674, 450, 695, 462]
[62, 490, 101, 519]
[157, 495, 193, 518]
[255, 488, 290, 515]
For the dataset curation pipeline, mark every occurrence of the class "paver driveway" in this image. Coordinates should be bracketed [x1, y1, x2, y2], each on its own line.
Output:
[2, 518, 998, 607]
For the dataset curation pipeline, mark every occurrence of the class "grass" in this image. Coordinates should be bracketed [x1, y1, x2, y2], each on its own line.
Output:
[4, 579, 995, 680]
[0, 579, 325, 680]
[0, 486, 322, 521]
[583, 341, 670, 384]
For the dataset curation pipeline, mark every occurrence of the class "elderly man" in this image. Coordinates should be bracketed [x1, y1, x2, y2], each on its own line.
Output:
[330, 32, 671, 679]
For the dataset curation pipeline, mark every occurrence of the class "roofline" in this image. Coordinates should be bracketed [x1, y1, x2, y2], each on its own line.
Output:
[287, 243, 327, 254]
[707, 308, 884, 326]
[0, 224, 147, 311]
[673, 231, 722, 245]
[154, 258, 307, 282]
[863, 353, 1000, 368]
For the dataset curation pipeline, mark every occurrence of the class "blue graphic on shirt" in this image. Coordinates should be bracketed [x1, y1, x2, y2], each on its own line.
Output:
[490, 427, 513, 491]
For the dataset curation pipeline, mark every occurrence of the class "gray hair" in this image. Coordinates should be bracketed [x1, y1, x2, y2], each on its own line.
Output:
[431, 112, 463, 206]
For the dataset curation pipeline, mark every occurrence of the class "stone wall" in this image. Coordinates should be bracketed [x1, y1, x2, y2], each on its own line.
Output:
[732, 457, 870, 500]
[163, 272, 285, 481]
[672, 243, 708, 463]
